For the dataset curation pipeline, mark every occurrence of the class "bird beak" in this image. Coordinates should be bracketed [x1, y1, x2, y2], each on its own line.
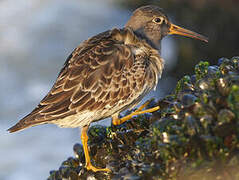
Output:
[169, 23, 208, 43]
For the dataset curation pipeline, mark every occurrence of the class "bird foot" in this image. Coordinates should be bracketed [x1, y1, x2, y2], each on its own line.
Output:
[85, 163, 111, 172]
[134, 98, 153, 112]
[112, 99, 160, 126]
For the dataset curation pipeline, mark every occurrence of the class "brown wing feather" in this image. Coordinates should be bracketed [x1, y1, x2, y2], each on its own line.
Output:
[8, 28, 148, 132]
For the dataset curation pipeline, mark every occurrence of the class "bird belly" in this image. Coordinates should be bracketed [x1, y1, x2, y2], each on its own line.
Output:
[52, 111, 96, 128]
[101, 84, 152, 118]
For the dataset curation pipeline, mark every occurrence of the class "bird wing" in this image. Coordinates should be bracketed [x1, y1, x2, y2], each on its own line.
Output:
[8, 28, 148, 132]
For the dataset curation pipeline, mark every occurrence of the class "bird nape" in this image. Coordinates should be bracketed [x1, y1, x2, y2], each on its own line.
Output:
[8, 5, 208, 172]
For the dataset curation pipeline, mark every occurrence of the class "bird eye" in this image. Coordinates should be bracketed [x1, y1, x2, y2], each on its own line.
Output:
[153, 17, 163, 24]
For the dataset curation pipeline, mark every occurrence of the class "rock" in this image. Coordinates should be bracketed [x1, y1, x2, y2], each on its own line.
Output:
[48, 57, 239, 179]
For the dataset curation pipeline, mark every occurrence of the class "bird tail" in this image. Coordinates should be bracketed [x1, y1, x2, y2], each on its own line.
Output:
[7, 113, 46, 133]
[8, 121, 29, 133]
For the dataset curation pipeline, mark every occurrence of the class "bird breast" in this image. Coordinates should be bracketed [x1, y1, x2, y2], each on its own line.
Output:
[119, 27, 165, 90]
[131, 44, 165, 91]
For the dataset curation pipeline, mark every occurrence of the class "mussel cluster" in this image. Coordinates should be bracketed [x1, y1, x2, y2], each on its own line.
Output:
[48, 57, 239, 180]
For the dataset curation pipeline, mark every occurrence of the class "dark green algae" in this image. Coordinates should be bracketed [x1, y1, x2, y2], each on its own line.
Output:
[48, 57, 239, 180]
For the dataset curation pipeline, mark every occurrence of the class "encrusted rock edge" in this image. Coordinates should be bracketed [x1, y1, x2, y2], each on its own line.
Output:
[48, 57, 239, 180]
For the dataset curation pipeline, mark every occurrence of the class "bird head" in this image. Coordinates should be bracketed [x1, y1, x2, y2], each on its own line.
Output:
[125, 5, 208, 49]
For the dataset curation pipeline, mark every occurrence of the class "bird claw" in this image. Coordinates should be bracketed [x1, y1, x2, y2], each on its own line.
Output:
[112, 104, 160, 126]
[86, 163, 111, 172]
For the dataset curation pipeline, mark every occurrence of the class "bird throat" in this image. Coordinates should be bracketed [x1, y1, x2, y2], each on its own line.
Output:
[133, 29, 162, 52]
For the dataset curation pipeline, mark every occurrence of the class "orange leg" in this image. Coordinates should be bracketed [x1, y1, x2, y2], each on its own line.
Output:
[112, 99, 160, 126]
[81, 125, 111, 172]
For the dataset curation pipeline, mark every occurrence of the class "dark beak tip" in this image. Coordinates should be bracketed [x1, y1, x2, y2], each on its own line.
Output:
[202, 37, 209, 43]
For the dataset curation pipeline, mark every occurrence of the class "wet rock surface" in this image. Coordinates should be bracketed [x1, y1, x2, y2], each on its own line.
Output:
[48, 57, 239, 180]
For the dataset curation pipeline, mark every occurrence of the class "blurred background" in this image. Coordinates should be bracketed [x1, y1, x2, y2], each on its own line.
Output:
[1, 0, 238, 179]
